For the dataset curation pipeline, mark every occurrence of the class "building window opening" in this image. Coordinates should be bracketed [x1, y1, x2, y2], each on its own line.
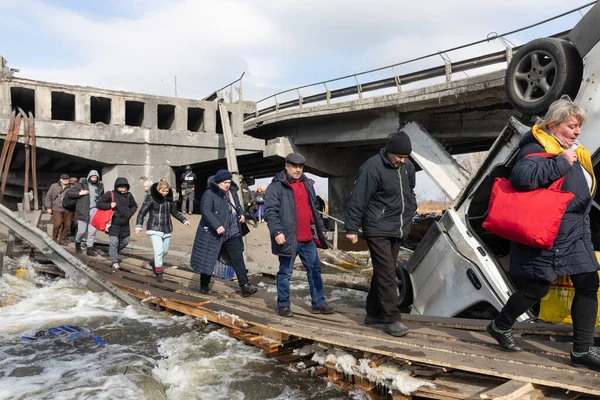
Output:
[10, 87, 35, 117]
[157, 104, 175, 130]
[187, 107, 204, 132]
[91, 96, 111, 124]
[125, 100, 144, 127]
[51, 91, 75, 121]
[215, 110, 232, 134]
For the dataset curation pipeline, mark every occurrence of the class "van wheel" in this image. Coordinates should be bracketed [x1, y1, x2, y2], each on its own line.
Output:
[396, 261, 413, 307]
[505, 38, 583, 115]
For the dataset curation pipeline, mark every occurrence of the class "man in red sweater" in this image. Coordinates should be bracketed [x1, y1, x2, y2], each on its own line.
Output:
[265, 153, 335, 317]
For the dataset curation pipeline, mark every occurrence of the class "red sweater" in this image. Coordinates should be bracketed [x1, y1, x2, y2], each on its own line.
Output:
[289, 178, 313, 242]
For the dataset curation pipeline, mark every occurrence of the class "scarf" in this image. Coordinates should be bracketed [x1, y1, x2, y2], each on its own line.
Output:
[531, 124, 596, 194]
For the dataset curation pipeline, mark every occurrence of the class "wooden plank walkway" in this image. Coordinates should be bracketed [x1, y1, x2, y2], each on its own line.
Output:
[59, 248, 600, 397]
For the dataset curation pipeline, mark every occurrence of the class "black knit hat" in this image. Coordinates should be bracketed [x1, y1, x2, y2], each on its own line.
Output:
[214, 169, 233, 183]
[386, 130, 412, 155]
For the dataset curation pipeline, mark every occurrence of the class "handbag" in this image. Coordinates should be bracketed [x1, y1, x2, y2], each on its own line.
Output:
[240, 221, 250, 236]
[482, 153, 575, 250]
[226, 195, 250, 237]
[91, 191, 115, 232]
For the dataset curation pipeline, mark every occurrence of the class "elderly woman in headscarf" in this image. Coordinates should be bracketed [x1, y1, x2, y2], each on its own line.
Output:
[190, 169, 258, 297]
[486, 97, 600, 371]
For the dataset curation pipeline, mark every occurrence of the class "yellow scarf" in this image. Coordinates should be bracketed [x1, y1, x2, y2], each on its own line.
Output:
[531, 124, 596, 194]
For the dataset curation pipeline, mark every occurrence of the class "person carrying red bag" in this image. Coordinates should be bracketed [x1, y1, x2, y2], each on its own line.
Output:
[96, 177, 138, 271]
[486, 97, 600, 371]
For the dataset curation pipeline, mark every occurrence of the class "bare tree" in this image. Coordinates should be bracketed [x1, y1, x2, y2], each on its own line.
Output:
[455, 152, 488, 176]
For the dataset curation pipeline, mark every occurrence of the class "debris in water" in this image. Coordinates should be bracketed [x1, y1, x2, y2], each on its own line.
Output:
[21, 324, 105, 346]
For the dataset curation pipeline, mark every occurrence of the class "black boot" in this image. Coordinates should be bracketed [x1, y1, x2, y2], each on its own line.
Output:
[75, 242, 82, 254]
[486, 321, 523, 352]
[571, 347, 600, 371]
[156, 272, 164, 283]
[86, 246, 97, 257]
[240, 283, 257, 298]
[149, 259, 156, 273]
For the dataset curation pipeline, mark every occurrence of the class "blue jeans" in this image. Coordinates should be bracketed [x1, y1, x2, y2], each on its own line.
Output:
[147, 231, 172, 270]
[277, 241, 326, 308]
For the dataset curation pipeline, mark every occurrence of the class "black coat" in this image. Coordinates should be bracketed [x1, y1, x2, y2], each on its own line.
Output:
[97, 178, 138, 239]
[509, 131, 599, 282]
[345, 148, 417, 239]
[190, 177, 244, 275]
[265, 171, 328, 257]
[65, 179, 105, 223]
[135, 183, 187, 233]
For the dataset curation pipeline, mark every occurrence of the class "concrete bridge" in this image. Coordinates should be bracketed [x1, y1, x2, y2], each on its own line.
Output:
[0, 67, 514, 217]
[244, 69, 514, 218]
[0, 71, 262, 206]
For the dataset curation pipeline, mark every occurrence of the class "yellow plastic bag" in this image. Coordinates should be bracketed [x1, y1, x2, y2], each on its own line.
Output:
[538, 252, 600, 326]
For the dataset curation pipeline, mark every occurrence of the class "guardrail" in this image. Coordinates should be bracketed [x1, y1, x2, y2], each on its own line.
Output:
[245, 2, 595, 121]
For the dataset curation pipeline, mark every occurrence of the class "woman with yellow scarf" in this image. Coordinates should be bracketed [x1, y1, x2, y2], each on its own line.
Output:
[486, 97, 600, 371]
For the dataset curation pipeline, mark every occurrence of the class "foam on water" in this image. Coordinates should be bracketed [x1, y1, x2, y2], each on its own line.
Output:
[0, 261, 354, 399]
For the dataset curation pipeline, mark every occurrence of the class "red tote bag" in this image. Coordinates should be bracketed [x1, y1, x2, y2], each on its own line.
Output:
[482, 153, 575, 250]
[91, 191, 115, 232]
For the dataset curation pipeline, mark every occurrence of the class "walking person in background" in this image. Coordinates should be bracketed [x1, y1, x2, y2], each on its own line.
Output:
[265, 153, 335, 317]
[136, 180, 190, 282]
[97, 177, 137, 271]
[485, 98, 600, 371]
[240, 175, 258, 227]
[143, 180, 152, 198]
[190, 169, 258, 297]
[180, 165, 197, 215]
[45, 173, 73, 245]
[65, 171, 104, 255]
[345, 130, 417, 337]
[65, 177, 90, 254]
[84, 170, 104, 257]
[67, 177, 80, 240]
[254, 187, 266, 223]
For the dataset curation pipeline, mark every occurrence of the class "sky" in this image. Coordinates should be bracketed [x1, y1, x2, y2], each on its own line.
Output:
[0, 0, 594, 199]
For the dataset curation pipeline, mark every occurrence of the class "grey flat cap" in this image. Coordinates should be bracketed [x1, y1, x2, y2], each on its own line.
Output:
[285, 152, 306, 165]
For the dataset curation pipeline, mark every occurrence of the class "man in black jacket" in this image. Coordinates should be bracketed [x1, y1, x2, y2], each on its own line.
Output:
[180, 165, 197, 215]
[344, 130, 417, 337]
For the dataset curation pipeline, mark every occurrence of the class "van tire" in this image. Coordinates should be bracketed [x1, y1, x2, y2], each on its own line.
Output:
[396, 261, 414, 308]
[505, 38, 583, 115]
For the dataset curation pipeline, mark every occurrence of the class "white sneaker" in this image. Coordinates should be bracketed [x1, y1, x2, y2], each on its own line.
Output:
[112, 263, 120, 271]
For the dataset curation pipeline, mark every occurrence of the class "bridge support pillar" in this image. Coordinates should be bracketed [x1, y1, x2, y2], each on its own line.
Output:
[101, 164, 175, 208]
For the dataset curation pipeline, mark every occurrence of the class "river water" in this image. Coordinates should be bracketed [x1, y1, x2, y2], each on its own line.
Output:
[0, 257, 369, 400]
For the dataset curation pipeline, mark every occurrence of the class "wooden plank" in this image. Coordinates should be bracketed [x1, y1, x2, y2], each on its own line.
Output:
[336, 306, 597, 337]
[480, 380, 537, 399]
[414, 373, 505, 400]
[203, 298, 600, 395]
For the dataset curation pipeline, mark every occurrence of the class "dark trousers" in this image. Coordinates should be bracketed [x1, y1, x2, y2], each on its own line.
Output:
[244, 204, 257, 224]
[495, 272, 599, 352]
[366, 237, 401, 323]
[52, 210, 73, 243]
[182, 188, 195, 214]
[201, 236, 249, 288]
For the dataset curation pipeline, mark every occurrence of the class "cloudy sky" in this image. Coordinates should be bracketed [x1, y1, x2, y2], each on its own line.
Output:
[0, 0, 593, 199]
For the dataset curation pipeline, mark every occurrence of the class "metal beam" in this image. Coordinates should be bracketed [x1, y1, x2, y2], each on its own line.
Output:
[0, 203, 142, 308]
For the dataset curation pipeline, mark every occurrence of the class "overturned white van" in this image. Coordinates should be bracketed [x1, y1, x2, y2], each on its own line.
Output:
[402, 3, 600, 321]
